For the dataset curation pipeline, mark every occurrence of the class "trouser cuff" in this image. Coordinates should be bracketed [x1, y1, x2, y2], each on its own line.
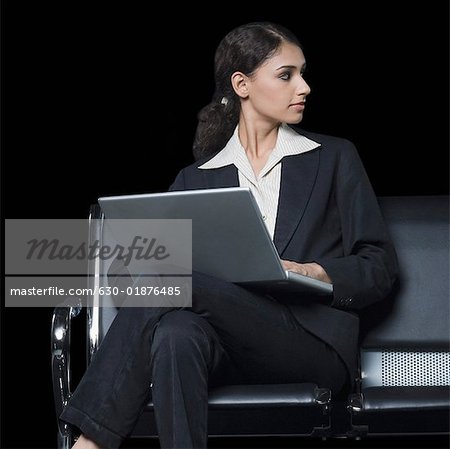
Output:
[60, 405, 124, 448]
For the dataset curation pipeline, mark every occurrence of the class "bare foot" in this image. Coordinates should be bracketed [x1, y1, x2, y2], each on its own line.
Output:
[72, 434, 104, 449]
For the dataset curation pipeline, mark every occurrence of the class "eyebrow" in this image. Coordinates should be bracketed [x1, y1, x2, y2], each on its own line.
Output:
[275, 64, 306, 71]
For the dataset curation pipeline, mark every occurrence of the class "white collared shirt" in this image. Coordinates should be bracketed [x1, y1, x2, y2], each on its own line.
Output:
[199, 123, 320, 239]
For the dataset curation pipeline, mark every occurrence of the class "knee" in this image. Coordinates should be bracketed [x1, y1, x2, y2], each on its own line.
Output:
[152, 310, 210, 354]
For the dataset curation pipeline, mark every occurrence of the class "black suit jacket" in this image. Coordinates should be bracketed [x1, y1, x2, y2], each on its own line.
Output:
[168, 125, 399, 384]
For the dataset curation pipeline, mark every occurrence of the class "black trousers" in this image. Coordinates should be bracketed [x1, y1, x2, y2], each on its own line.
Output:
[60, 271, 347, 448]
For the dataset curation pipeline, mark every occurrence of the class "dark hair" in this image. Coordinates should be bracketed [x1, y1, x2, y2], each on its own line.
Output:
[192, 22, 302, 160]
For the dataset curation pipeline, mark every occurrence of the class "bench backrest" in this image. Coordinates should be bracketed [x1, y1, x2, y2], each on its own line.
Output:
[359, 196, 449, 388]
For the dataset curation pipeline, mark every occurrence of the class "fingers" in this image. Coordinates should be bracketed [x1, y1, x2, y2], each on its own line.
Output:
[281, 260, 309, 276]
[280, 260, 331, 283]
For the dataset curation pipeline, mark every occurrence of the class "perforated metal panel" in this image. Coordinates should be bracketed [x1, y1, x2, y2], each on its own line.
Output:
[361, 351, 450, 388]
[381, 352, 450, 386]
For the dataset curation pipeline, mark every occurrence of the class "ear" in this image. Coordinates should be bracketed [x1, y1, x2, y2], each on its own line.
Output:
[230, 71, 249, 99]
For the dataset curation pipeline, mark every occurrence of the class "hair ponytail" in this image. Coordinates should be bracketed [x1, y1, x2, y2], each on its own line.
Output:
[192, 91, 239, 160]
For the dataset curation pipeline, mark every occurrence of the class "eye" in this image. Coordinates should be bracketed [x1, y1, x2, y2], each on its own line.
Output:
[279, 71, 291, 81]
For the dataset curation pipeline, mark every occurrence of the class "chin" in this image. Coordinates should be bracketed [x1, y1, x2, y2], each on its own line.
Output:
[286, 116, 303, 125]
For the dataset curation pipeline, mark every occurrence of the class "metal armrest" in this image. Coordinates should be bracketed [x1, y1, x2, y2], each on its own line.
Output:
[51, 297, 83, 437]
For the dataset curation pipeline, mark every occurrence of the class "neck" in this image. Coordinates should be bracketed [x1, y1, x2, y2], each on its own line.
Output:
[237, 116, 280, 159]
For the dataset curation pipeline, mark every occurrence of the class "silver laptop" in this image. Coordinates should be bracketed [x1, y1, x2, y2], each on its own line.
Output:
[98, 187, 333, 296]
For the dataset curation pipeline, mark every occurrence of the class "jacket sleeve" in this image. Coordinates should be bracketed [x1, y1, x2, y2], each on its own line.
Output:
[315, 142, 399, 311]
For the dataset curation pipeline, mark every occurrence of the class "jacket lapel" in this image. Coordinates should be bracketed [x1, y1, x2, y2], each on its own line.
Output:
[274, 149, 320, 255]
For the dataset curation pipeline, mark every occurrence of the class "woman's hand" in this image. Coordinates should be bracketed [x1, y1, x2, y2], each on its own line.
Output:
[281, 260, 332, 284]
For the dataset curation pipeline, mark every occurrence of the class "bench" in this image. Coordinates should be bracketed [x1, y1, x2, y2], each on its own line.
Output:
[51, 195, 449, 448]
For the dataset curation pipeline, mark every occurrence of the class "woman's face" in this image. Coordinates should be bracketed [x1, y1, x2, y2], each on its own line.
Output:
[243, 41, 310, 125]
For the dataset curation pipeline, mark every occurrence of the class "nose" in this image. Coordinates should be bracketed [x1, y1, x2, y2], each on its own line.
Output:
[296, 76, 311, 96]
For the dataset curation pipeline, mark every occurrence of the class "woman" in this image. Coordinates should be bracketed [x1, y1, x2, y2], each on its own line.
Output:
[62, 21, 398, 448]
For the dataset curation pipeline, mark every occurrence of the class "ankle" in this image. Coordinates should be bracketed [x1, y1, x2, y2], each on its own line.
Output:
[72, 434, 104, 449]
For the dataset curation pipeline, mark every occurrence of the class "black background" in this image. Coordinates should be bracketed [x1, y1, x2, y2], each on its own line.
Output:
[1, 2, 449, 448]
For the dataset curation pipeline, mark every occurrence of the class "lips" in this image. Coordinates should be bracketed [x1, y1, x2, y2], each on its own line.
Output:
[290, 102, 305, 111]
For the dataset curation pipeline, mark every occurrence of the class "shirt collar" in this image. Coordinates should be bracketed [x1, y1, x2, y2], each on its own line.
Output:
[198, 123, 320, 175]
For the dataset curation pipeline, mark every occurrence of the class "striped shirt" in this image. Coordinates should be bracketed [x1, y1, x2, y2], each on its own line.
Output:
[199, 123, 320, 239]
